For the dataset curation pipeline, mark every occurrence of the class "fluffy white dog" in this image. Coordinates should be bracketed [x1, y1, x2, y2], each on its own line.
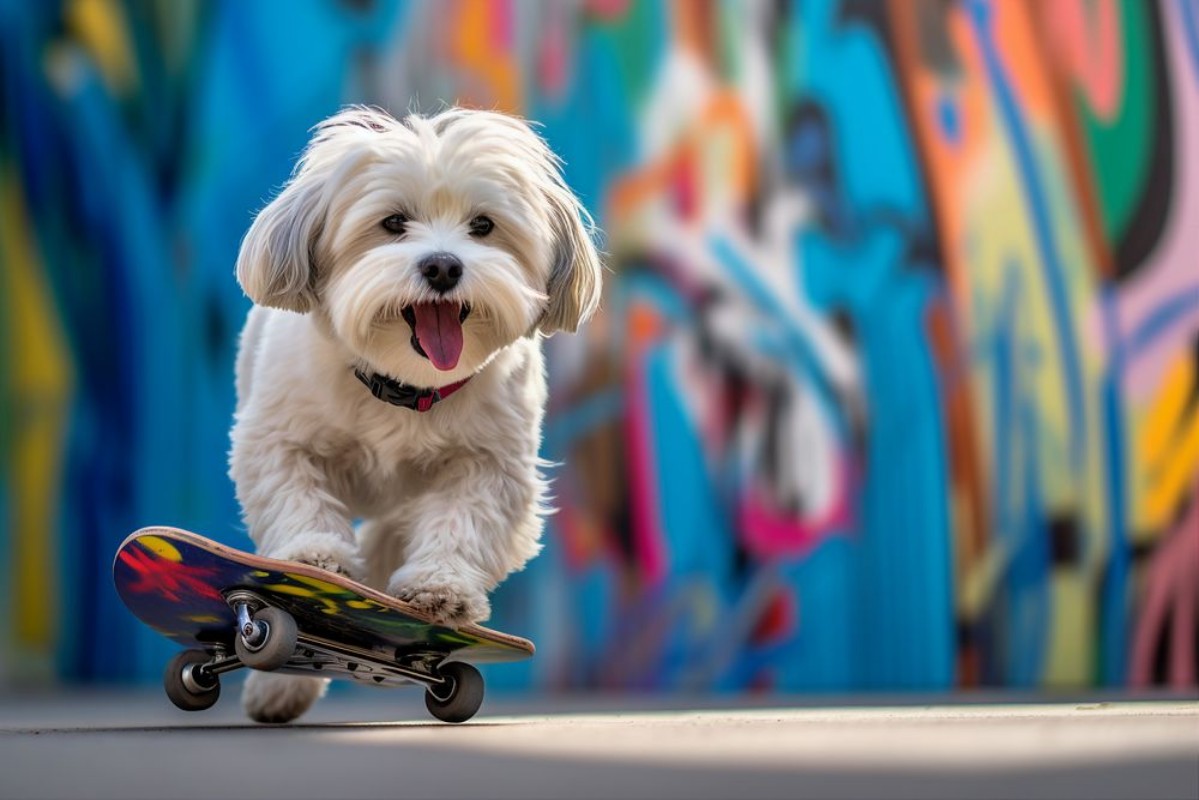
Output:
[228, 106, 601, 723]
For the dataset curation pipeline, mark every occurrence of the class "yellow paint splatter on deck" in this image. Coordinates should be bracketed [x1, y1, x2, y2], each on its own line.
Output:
[288, 574, 346, 594]
[265, 584, 315, 597]
[139, 535, 182, 562]
[185, 614, 222, 624]
[265, 584, 340, 615]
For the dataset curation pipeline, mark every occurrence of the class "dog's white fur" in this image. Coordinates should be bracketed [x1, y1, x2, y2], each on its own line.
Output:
[229, 106, 601, 723]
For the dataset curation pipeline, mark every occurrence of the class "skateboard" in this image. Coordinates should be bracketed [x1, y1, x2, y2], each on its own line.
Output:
[113, 526, 534, 723]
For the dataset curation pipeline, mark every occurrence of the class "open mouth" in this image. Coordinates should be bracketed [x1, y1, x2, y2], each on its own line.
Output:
[400, 302, 472, 371]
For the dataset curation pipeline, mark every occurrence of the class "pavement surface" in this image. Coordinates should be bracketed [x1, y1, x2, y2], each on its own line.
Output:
[0, 688, 1196, 799]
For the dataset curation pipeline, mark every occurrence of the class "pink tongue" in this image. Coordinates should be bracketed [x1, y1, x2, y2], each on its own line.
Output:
[411, 302, 463, 371]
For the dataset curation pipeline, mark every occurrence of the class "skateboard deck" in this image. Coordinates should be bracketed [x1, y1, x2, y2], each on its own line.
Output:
[114, 527, 533, 718]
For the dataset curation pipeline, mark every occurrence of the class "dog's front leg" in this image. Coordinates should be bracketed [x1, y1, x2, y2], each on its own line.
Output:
[232, 440, 362, 579]
[386, 452, 544, 627]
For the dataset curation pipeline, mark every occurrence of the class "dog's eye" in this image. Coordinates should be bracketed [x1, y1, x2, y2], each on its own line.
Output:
[381, 214, 408, 234]
[468, 215, 494, 237]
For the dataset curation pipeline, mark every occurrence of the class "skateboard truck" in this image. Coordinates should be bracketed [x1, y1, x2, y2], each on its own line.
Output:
[225, 591, 300, 671]
[179, 660, 218, 695]
[162, 644, 240, 713]
[235, 601, 267, 650]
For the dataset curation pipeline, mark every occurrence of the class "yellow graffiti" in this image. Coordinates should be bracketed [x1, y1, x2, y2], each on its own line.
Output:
[1, 165, 72, 653]
[1133, 352, 1199, 534]
[1043, 572, 1092, 686]
[64, 0, 137, 93]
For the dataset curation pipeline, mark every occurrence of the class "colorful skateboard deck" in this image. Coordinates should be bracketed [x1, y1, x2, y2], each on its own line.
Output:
[114, 527, 533, 720]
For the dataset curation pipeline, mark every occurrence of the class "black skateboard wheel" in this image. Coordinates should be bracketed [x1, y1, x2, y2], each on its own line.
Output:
[234, 607, 298, 671]
[164, 649, 220, 711]
[424, 662, 484, 723]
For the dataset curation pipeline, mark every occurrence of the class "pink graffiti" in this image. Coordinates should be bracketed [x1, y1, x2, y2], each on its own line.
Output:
[1044, 0, 1123, 120]
[627, 352, 667, 584]
[738, 462, 855, 559]
[538, 3, 571, 98]
[491, 0, 513, 52]
[585, 0, 631, 21]
[1130, 476, 1199, 688]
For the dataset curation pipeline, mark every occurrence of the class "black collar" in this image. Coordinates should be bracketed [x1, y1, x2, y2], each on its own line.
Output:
[352, 369, 471, 412]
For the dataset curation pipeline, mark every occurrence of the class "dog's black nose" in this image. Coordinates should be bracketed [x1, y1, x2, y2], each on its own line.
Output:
[418, 252, 463, 294]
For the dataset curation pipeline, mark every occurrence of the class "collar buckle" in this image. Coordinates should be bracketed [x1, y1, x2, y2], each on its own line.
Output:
[353, 368, 466, 412]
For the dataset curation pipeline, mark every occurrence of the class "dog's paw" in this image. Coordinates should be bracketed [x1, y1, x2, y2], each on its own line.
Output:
[269, 533, 363, 581]
[242, 672, 328, 724]
[295, 553, 354, 577]
[388, 578, 490, 628]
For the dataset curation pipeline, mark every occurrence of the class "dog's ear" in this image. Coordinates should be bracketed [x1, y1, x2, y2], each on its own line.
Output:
[236, 166, 325, 313]
[540, 185, 603, 335]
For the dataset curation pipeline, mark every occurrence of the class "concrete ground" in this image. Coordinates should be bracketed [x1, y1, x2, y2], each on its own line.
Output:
[0, 688, 1195, 799]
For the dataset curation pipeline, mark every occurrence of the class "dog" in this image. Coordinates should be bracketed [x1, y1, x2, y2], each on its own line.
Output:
[228, 106, 602, 722]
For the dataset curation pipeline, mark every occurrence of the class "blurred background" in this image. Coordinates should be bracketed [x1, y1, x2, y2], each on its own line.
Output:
[0, 0, 1196, 696]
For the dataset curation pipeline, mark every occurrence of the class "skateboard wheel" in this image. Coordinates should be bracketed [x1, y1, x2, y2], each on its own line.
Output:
[424, 662, 484, 723]
[234, 607, 298, 671]
[164, 650, 220, 711]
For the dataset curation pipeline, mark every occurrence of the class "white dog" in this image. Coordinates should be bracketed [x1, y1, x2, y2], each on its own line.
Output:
[228, 106, 601, 722]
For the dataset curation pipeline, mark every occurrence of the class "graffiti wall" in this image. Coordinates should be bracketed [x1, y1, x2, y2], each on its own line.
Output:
[1, 0, 1195, 691]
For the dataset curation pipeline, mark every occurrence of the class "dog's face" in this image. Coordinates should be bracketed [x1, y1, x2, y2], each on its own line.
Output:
[236, 107, 602, 385]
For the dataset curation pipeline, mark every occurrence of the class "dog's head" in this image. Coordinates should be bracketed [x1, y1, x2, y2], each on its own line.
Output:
[236, 106, 602, 385]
